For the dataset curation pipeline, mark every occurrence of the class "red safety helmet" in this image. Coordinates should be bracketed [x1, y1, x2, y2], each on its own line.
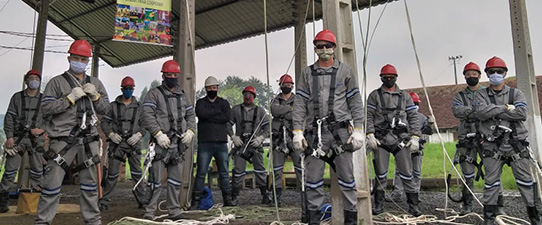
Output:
[380, 64, 398, 76]
[484, 56, 508, 72]
[121, 76, 135, 87]
[24, 69, 41, 80]
[313, 29, 337, 46]
[409, 92, 421, 104]
[463, 62, 481, 75]
[243, 85, 256, 96]
[161, 60, 181, 73]
[68, 40, 92, 57]
[279, 74, 294, 85]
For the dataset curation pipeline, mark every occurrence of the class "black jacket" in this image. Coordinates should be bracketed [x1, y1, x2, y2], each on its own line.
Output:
[195, 96, 231, 143]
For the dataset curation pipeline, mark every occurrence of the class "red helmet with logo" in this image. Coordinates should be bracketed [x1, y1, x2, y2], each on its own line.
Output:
[25, 69, 41, 80]
[313, 29, 337, 46]
[68, 40, 92, 57]
[279, 74, 294, 85]
[121, 76, 135, 87]
[463, 62, 481, 75]
[243, 86, 256, 96]
[409, 92, 421, 104]
[484, 56, 508, 72]
[161, 60, 181, 73]
[380, 64, 398, 76]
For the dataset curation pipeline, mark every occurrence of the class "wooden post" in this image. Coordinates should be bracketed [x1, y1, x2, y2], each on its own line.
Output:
[294, 0, 308, 86]
[91, 44, 100, 78]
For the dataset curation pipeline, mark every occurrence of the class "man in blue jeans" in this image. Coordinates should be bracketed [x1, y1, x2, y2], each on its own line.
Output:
[190, 76, 235, 209]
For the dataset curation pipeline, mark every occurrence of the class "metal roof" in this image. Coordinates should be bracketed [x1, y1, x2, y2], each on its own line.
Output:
[22, 0, 392, 68]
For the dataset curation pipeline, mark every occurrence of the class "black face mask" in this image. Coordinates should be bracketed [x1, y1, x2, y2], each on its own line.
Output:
[165, 77, 178, 88]
[466, 77, 479, 86]
[381, 77, 397, 88]
[281, 86, 292, 94]
[207, 90, 218, 99]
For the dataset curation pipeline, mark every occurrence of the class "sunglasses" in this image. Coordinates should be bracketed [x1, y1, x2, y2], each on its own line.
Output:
[315, 43, 334, 49]
[487, 69, 505, 74]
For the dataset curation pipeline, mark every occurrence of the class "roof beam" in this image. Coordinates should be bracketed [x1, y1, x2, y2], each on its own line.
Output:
[195, 0, 240, 15]
[58, 2, 116, 23]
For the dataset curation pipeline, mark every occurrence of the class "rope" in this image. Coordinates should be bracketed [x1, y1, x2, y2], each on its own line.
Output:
[108, 209, 235, 225]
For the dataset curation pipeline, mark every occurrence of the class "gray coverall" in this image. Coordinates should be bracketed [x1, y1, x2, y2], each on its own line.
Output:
[474, 86, 534, 206]
[292, 60, 364, 212]
[36, 71, 110, 225]
[366, 85, 420, 194]
[392, 112, 429, 193]
[1, 90, 45, 192]
[271, 93, 302, 192]
[140, 83, 196, 219]
[100, 95, 146, 209]
[229, 104, 269, 191]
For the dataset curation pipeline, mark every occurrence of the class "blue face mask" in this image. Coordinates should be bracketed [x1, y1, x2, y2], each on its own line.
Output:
[489, 73, 504, 85]
[70, 61, 87, 74]
[122, 89, 134, 99]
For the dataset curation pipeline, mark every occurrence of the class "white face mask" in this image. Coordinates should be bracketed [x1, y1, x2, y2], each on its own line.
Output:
[489, 73, 504, 85]
[28, 80, 40, 90]
[316, 48, 334, 61]
[70, 60, 88, 74]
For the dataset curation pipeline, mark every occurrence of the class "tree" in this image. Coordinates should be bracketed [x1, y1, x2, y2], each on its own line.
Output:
[139, 79, 160, 101]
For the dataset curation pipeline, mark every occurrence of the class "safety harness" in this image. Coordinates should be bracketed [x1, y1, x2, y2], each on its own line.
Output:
[154, 86, 186, 164]
[108, 102, 140, 162]
[273, 96, 294, 154]
[233, 105, 259, 164]
[43, 73, 100, 173]
[13, 91, 43, 155]
[374, 89, 409, 155]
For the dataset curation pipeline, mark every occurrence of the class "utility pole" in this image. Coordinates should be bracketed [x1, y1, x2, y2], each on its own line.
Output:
[449, 55, 462, 85]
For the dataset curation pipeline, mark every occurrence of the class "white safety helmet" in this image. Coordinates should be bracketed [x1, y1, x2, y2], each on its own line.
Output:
[204, 76, 219, 87]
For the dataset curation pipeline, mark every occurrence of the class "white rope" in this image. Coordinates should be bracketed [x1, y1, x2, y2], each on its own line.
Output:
[110, 208, 235, 225]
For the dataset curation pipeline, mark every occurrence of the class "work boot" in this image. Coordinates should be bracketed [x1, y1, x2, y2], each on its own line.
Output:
[222, 189, 236, 206]
[386, 188, 405, 202]
[231, 187, 240, 206]
[527, 206, 542, 225]
[268, 188, 282, 207]
[495, 194, 506, 216]
[344, 209, 358, 225]
[372, 190, 385, 215]
[0, 192, 9, 213]
[260, 187, 272, 205]
[406, 192, 422, 217]
[484, 205, 498, 225]
[308, 210, 321, 225]
[189, 191, 202, 210]
[459, 187, 473, 215]
[168, 212, 185, 220]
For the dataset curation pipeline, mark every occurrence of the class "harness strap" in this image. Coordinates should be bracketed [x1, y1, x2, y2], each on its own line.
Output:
[62, 73, 93, 137]
[240, 105, 258, 135]
[115, 102, 139, 136]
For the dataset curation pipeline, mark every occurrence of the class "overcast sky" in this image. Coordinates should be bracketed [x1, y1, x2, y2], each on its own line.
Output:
[0, 0, 541, 113]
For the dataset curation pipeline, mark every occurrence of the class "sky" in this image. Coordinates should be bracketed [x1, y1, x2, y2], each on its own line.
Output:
[0, 0, 541, 113]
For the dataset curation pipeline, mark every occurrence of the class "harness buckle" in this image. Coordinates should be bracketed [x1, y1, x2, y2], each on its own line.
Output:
[83, 158, 95, 168]
[77, 137, 85, 145]
[53, 154, 66, 166]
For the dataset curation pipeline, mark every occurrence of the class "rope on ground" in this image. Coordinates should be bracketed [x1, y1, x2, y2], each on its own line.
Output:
[108, 209, 235, 225]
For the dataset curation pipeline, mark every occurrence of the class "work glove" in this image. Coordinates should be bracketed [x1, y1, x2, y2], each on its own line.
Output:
[181, 129, 194, 144]
[366, 133, 381, 151]
[347, 127, 365, 150]
[108, 132, 122, 144]
[83, 83, 100, 101]
[66, 87, 86, 104]
[5, 147, 18, 156]
[154, 130, 171, 149]
[127, 132, 143, 146]
[250, 135, 265, 148]
[407, 135, 420, 152]
[232, 135, 244, 148]
[4, 137, 14, 149]
[505, 104, 516, 111]
[292, 130, 307, 153]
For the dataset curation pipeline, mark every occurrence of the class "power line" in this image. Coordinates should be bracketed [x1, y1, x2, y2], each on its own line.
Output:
[0, 0, 11, 14]
[0, 45, 67, 54]
[0, 37, 30, 57]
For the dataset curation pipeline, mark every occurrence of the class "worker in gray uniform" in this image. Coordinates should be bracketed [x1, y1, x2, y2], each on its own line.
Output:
[366, 64, 421, 217]
[292, 29, 365, 225]
[1, 69, 46, 213]
[35, 39, 110, 225]
[99, 76, 146, 210]
[269, 74, 302, 207]
[474, 56, 541, 225]
[229, 85, 271, 206]
[140, 60, 195, 220]
[387, 92, 432, 202]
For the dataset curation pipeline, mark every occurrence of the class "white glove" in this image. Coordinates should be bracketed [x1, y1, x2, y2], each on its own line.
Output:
[5, 147, 17, 156]
[108, 132, 122, 144]
[506, 104, 516, 111]
[250, 135, 265, 148]
[347, 128, 365, 150]
[83, 83, 100, 101]
[181, 129, 194, 144]
[154, 131, 171, 149]
[127, 132, 143, 146]
[67, 87, 86, 104]
[366, 133, 381, 151]
[232, 135, 244, 148]
[407, 136, 420, 152]
[292, 130, 307, 153]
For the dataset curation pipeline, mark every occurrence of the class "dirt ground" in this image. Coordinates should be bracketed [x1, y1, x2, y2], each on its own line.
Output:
[0, 181, 532, 225]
